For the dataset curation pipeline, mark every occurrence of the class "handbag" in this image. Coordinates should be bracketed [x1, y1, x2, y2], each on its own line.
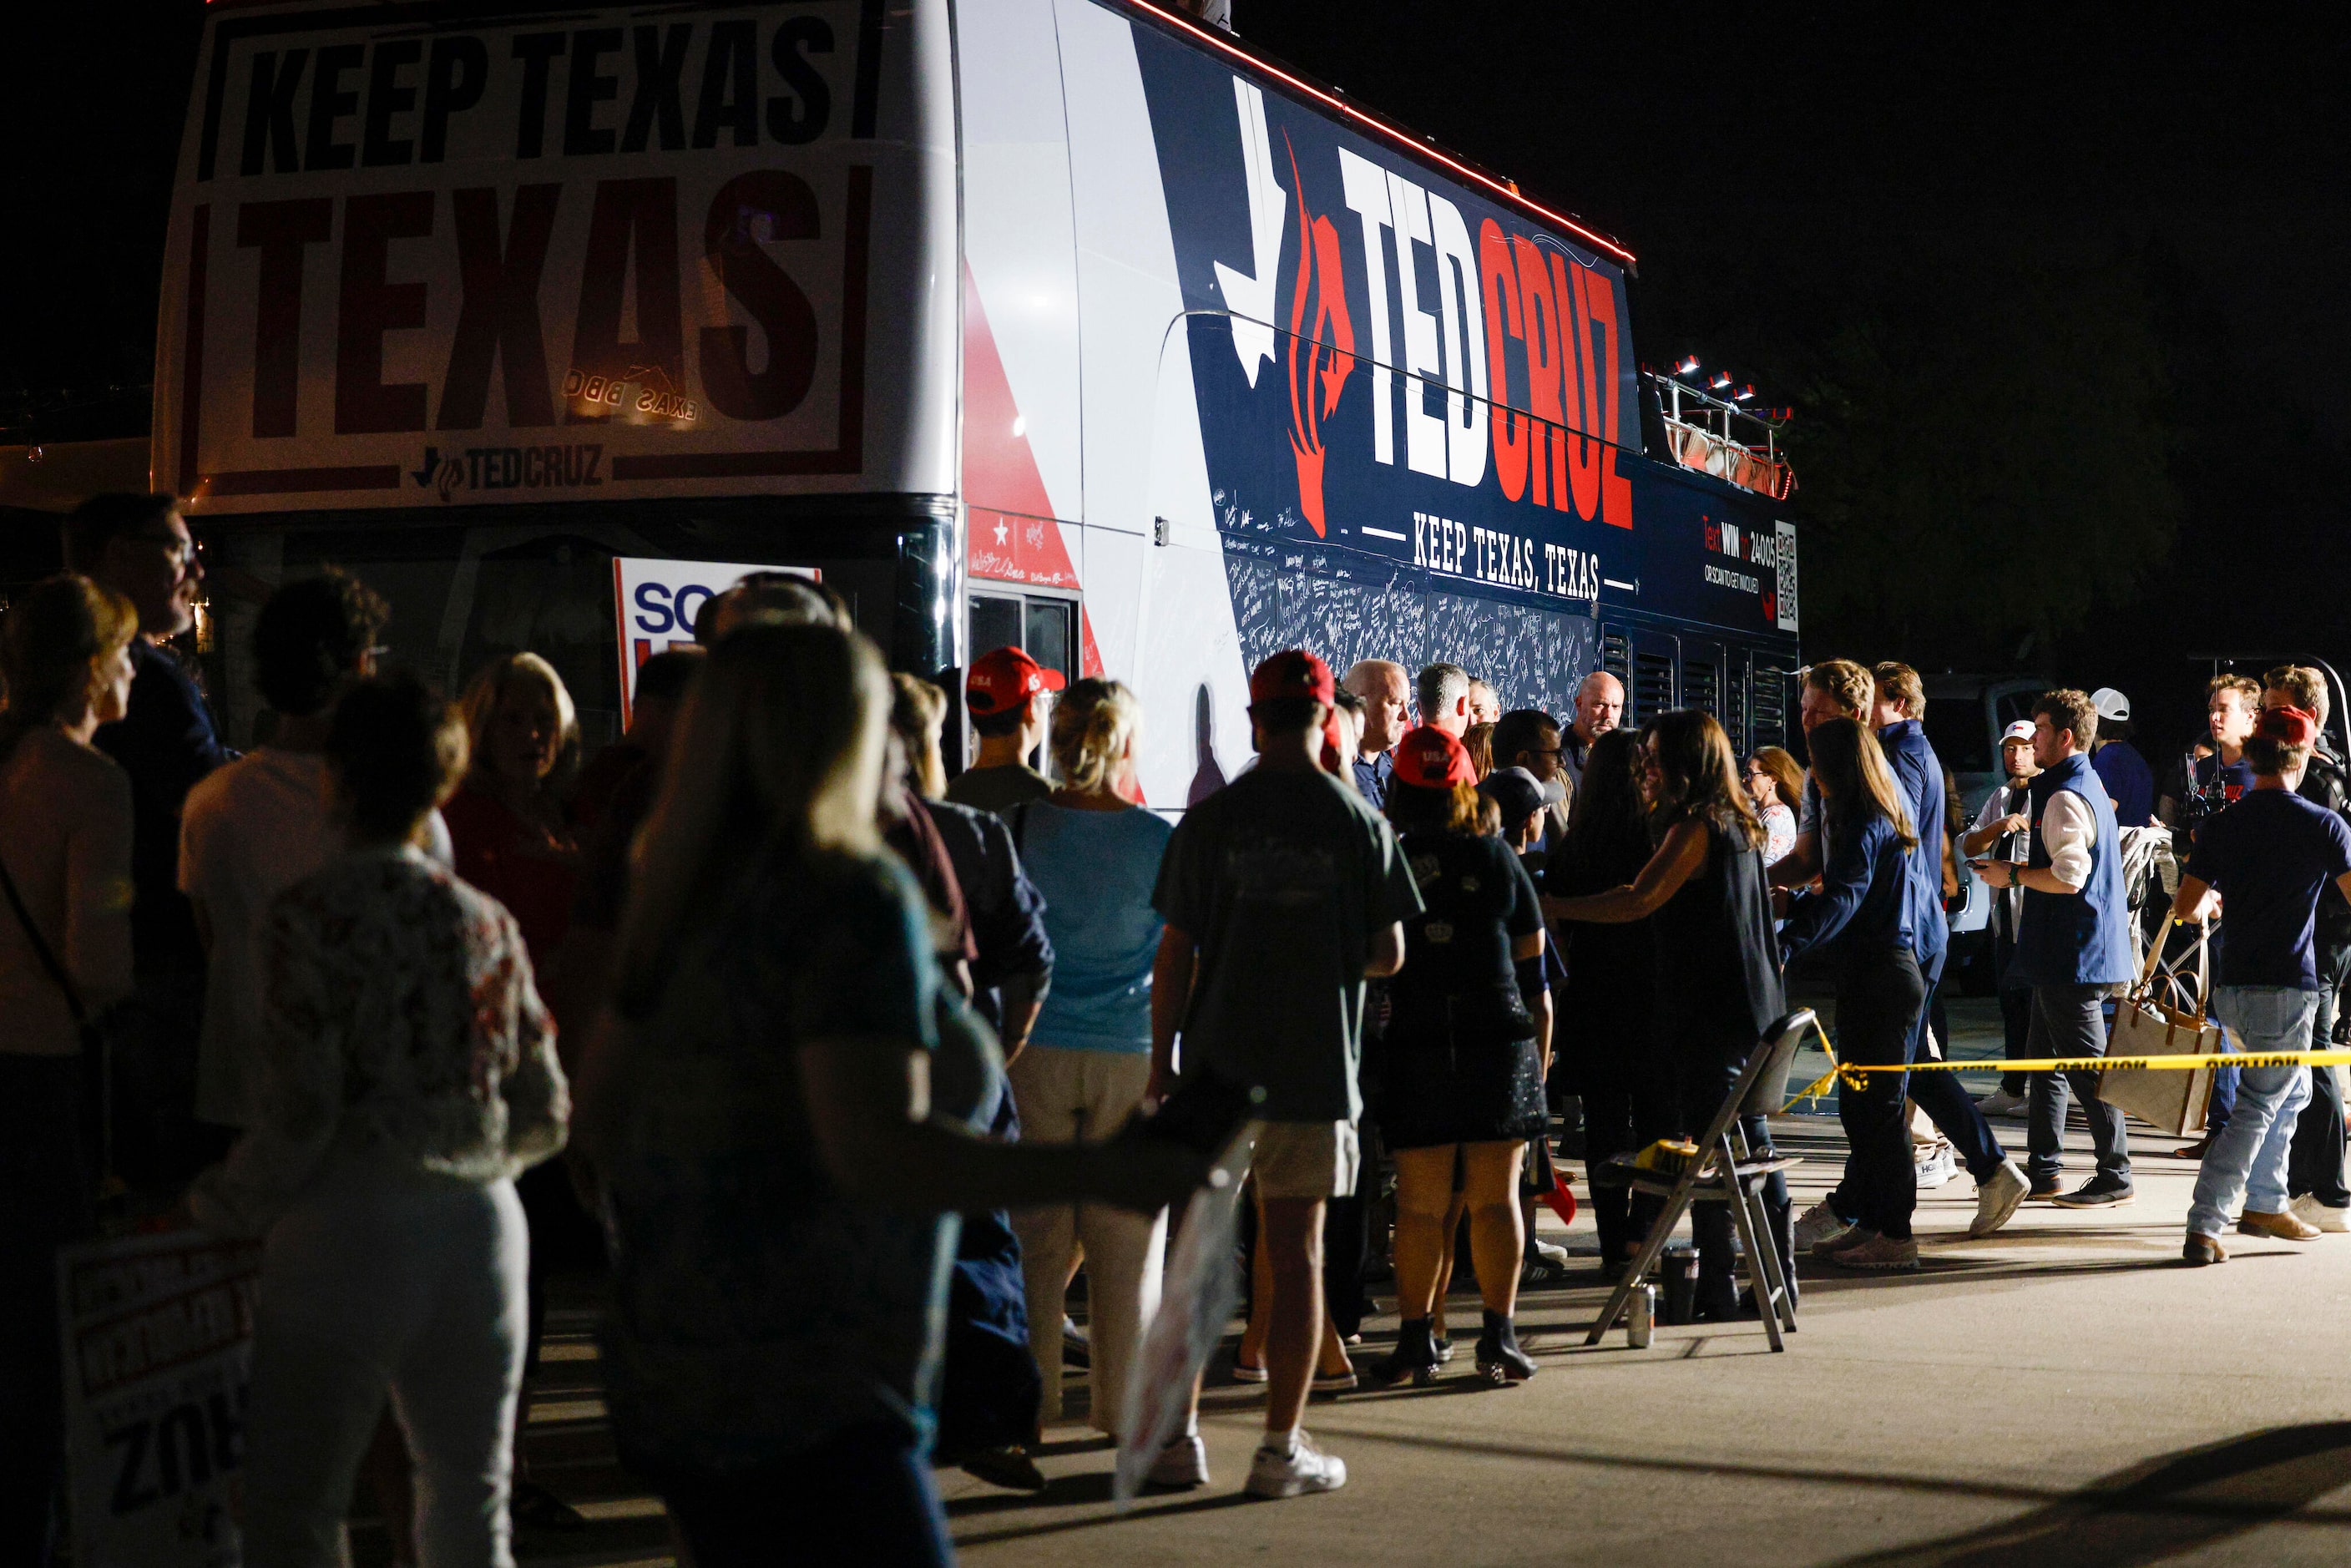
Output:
[2101, 918, 2232, 1136]
[0, 851, 119, 1191]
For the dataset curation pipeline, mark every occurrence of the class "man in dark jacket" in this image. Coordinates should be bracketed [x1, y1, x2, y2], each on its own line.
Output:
[68, 494, 231, 1181]
[2267, 667, 2351, 1230]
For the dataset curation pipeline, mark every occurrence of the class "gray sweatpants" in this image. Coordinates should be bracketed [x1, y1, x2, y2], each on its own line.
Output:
[240, 1154, 529, 1568]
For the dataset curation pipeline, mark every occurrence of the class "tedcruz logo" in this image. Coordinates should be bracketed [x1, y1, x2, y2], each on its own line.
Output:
[411, 443, 605, 503]
[1283, 135, 1354, 540]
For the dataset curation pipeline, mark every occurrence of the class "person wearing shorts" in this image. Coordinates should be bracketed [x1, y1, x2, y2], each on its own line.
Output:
[1146, 650, 1419, 1500]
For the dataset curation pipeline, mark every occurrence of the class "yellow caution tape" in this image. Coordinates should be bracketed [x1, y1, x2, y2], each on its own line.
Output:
[1830, 1048, 2351, 1089]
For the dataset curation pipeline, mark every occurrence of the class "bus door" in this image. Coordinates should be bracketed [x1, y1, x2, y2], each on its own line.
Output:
[965, 585, 1079, 771]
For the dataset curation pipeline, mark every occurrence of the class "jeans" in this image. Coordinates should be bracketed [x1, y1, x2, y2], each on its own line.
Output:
[1993, 921, 2032, 1095]
[1906, 950, 2010, 1181]
[240, 1154, 528, 1568]
[2025, 984, 2133, 1186]
[2287, 948, 2351, 1206]
[1577, 1018, 1679, 1263]
[659, 1423, 952, 1568]
[1676, 1032, 1792, 1309]
[1833, 948, 1929, 1241]
[2188, 986, 2321, 1239]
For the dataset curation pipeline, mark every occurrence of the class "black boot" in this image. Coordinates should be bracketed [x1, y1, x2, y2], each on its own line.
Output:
[1474, 1310, 1538, 1384]
[1373, 1317, 1442, 1387]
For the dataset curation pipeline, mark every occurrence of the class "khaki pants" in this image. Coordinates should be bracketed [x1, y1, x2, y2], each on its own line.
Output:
[1007, 1047, 1165, 1432]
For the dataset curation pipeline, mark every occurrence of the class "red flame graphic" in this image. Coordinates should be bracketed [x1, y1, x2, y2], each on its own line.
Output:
[1285, 136, 1354, 539]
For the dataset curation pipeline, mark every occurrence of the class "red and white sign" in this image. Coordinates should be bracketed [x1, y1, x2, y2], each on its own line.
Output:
[154, 0, 957, 513]
[611, 555, 817, 726]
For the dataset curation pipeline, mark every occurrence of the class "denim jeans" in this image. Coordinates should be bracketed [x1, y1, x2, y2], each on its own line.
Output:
[2025, 984, 2133, 1185]
[2187, 986, 2321, 1240]
[2287, 947, 2351, 1206]
[1833, 948, 1929, 1241]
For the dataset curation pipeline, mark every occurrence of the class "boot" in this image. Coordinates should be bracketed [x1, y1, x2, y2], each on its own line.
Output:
[1372, 1317, 1441, 1387]
[1474, 1310, 1539, 1384]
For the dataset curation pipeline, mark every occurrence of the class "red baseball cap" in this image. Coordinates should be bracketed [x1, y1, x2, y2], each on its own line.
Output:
[966, 645, 1065, 717]
[1248, 650, 1336, 706]
[1393, 725, 1478, 788]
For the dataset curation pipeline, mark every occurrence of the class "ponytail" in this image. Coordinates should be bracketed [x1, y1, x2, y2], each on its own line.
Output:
[1049, 677, 1141, 794]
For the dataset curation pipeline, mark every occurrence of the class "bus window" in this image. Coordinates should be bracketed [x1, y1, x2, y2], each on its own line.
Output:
[1752, 664, 1792, 754]
[1684, 651, 1722, 719]
[1632, 648, 1677, 722]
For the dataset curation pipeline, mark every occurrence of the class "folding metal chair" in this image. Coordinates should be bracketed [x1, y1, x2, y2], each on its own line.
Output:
[1584, 1009, 1815, 1353]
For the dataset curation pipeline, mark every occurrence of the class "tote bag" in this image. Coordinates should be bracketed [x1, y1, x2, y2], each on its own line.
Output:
[2101, 919, 2232, 1136]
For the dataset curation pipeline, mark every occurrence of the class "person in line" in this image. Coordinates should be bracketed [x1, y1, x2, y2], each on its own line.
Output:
[1341, 659, 1409, 808]
[1552, 711, 1794, 1305]
[182, 573, 395, 1141]
[1961, 721, 2041, 1118]
[947, 646, 1065, 813]
[1744, 746, 1803, 866]
[1148, 650, 1418, 1498]
[2089, 688, 2156, 827]
[575, 624, 1200, 1566]
[2161, 674, 2260, 831]
[443, 650, 587, 1530]
[1328, 687, 1367, 782]
[1861, 665, 2028, 1236]
[1368, 727, 1550, 1383]
[887, 673, 1055, 1492]
[2173, 700, 2351, 1263]
[1492, 708, 1574, 857]
[1418, 662, 1473, 737]
[1562, 670, 1625, 788]
[1467, 677, 1502, 727]
[190, 674, 569, 1568]
[1972, 690, 2136, 1208]
[1770, 659, 1876, 896]
[1774, 718, 1929, 1269]
[1000, 678, 1178, 1444]
[572, 649, 704, 837]
[1481, 763, 1575, 1282]
[1464, 721, 1495, 778]
[0, 578, 136, 1568]
[2260, 667, 2351, 1232]
[69, 493, 231, 1183]
[1544, 731, 1671, 1276]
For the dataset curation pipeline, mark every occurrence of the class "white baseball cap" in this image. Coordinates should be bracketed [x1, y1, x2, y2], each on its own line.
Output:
[2091, 687, 2131, 721]
[2001, 720, 2036, 745]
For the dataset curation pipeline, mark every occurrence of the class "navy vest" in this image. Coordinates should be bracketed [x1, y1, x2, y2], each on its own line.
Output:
[2008, 752, 2132, 988]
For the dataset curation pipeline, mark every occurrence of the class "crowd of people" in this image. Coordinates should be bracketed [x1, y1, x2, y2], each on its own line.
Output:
[4, 492, 2349, 1565]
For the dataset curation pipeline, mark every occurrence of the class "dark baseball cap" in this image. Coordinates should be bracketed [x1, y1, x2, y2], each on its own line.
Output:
[966, 646, 1065, 717]
[1248, 650, 1336, 706]
[1479, 765, 1565, 827]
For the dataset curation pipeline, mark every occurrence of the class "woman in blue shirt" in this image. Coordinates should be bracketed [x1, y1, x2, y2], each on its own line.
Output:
[1004, 678, 1176, 1440]
[1778, 717, 1928, 1272]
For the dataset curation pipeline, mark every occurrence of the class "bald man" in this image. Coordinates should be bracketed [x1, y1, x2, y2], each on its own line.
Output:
[1562, 670, 1624, 787]
[1342, 658, 1409, 807]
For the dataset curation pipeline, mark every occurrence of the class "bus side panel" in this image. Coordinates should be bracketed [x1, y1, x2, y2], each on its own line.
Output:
[1054, 0, 1255, 804]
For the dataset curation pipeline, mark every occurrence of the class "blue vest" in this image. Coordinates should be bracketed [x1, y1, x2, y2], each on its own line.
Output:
[1877, 719, 1949, 963]
[2008, 752, 2132, 988]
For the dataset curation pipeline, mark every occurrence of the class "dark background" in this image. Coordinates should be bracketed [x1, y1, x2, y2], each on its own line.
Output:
[8, 2, 2348, 759]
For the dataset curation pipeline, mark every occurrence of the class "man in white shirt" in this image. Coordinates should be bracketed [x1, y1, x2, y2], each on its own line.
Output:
[1962, 721, 2040, 1115]
[181, 572, 451, 1134]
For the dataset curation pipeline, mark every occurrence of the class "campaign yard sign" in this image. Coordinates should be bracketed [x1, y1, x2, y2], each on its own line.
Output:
[58, 1231, 264, 1568]
[611, 555, 817, 725]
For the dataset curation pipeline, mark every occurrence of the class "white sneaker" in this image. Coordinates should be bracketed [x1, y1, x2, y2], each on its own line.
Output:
[1244, 1432, 1347, 1498]
[1146, 1433, 1209, 1490]
[2292, 1194, 2351, 1233]
[1969, 1160, 2030, 1238]
[1915, 1142, 1958, 1190]
[1974, 1088, 2030, 1118]
[1793, 1200, 1853, 1252]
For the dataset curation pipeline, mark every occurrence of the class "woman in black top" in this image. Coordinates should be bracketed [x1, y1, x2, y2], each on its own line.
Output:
[1370, 726, 1550, 1386]
[1545, 729, 1676, 1276]
[1552, 710, 1788, 1318]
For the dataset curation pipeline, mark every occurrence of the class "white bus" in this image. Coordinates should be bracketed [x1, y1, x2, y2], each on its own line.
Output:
[156, 0, 1799, 797]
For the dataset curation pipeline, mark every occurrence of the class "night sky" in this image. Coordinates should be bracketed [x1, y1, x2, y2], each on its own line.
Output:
[7, 2, 2347, 757]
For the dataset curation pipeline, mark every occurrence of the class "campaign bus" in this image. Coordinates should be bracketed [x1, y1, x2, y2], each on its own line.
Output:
[154, 0, 1800, 797]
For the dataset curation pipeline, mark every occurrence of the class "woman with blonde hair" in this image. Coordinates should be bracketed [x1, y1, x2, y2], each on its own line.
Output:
[1551, 709, 1788, 1315]
[576, 629, 1197, 1565]
[1002, 677, 1176, 1437]
[0, 576, 136, 1564]
[1776, 716, 1929, 1271]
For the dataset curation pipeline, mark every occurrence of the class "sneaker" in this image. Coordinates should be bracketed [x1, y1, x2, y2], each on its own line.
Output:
[1969, 1161, 2031, 1238]
[2050, 1176, 2135, 1209]
[1526, 1237, 1572, 1267]
[1974, 1087, 2030, 1117]
[1829, 1232, 1920, 1271]
[1813, 1224, 1878, 1260]
[1310, 1366, 1358, 1393]
[1794, 1200, 1853, 1252]
[960, 1444, 1048, 1492]
[1062, 1315, 1090, 1369]
[2291, 1194, 2351, 1233]
[1914, 1141, 1958, 1190]
[2026, 1175, 2062, 1201]
[1145, 1433, 1209, 1490]
[1245, 1432, 1347, 1498]
[1431, 1333, 1456, 1363]
[2238, 1208, 2323, 1242]
[1231, 1355, 1269, 1384]
[2182, 1232, 2228, 1266]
